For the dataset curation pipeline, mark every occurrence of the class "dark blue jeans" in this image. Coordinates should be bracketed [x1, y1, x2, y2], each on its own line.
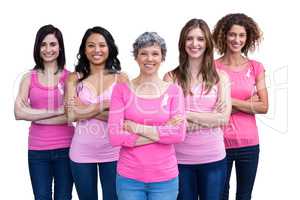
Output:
[177, 158, 227, 200]
[70, 160, 118, 200]
[28, 148, 73, 200]
[222, 145, 260, 200]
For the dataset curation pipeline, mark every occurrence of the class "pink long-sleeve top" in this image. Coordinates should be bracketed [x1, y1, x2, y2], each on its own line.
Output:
[28, 69, 74, 150]
[215, 59, 265, 149]
[175, 83, 226, 164]
[108, 82, 186, 183]
[69, 81, 120, 163]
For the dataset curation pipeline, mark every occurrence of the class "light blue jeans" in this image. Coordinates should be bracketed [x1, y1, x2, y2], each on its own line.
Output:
[116, 174, 178, 200]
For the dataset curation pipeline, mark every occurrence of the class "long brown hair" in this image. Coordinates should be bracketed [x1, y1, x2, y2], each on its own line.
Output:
[171, 18, 219, 96]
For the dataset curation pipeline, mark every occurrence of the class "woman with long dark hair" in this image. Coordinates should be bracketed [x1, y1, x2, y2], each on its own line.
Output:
[65, 26, 126, 200]
[14, 24, 74, 200]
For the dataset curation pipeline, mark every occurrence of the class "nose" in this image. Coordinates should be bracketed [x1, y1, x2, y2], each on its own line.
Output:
[192, 39, 197, 47]
[45, 44, 51, 52]
[146, 55, 153, 61]
[95, 45, 100, 52]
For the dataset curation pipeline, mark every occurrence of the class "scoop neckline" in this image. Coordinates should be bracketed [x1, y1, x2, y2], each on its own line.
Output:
[216, 59, 251, 73]
[125, 82, 173, 100]
[34, 69, 66, 90]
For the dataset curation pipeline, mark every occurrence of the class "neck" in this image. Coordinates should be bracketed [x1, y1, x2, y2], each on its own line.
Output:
[90, 64, 105, 75]
[188, 57, 203, 80]
[222, 51, 246, 66]
[43, 61, 58, 74]
[135, 73, 160, 84]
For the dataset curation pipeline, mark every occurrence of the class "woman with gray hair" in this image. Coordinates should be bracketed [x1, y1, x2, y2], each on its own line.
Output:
[108, 32, 186, 200]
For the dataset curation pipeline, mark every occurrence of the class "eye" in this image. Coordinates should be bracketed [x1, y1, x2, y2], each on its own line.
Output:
[50, 42, 58, 47]
[152, 52, 160, 56]
[41, 42, 46, 47]
[197, 37, 205, 41]
[228, 32, 235, 37]
[87, 44, 95, 48]
[186, 36, 193, 41]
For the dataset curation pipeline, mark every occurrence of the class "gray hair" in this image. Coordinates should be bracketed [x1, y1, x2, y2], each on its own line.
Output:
[133, 32, 167, 61]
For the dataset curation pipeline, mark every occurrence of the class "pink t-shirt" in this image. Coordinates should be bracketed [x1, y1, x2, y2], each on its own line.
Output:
[215, 59, 265, 149]
[175, 83, 226, 164]
[108, 82, 186, 183]
[69, 81, 120, 163]
[28, 69, 74, 150]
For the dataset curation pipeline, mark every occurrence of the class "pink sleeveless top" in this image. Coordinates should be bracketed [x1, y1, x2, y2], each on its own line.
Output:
[175, 83, 226, 164]
[28, 69, 74, 150]
[69, 77, 120, 163]
[215, 59, 265, 149]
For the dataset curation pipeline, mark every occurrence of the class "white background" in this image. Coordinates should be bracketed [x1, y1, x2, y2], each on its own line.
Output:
[0, 0, 298, 199]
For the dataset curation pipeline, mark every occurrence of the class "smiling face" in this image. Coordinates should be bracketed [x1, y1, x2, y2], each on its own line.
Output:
[185, 27, 206, 59]
[226, 24, 247, 54]
[85, 33, 109, 66]
[40, 34, 59, 63]
[136, 44, 162, 76]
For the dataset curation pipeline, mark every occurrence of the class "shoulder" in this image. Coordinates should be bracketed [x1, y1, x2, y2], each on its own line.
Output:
[66, 72, 79, 83]
[163, 71, 176, 83]
[214, 58, 224, 68]
[217, 70, 230, 88]
[20, 70, 33, 86]
[249, 59, 265, 77]
[166, 82, 183, 96]
[217, 69, 229, 80]
[116, 72, 130, 84]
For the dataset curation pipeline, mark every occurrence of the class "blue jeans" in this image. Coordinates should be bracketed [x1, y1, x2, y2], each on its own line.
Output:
[70, 160, 117, 200]
[222, 145, 260, 200]
[177, 158, 227, 200]
[28, 148, 73, 200]
[116, 174, 179, 200]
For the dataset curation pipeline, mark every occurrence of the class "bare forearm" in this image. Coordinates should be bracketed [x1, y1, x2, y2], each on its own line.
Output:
[134, 124, 160, 141]
[34, 114, 69, 125]
[94, 111, 109, 121]
[135, 135, 156, 146]
[232, 99, 268, 114]
[187, 111, 228, 128]
[187, 121, 206, 132]
[15, 106, 63, 121]
[68, 103, 102, 121]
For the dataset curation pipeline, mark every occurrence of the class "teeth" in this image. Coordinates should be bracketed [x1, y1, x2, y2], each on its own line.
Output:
[93, 55, 102, 59]
[144, 64, 154, 68]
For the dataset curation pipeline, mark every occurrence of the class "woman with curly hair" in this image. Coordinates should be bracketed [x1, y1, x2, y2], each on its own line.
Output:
[213, 13, 269, 200]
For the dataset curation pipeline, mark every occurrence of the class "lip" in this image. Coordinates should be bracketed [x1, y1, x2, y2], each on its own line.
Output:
[42, 53, 56, 57]
[144, 64, 155, 68]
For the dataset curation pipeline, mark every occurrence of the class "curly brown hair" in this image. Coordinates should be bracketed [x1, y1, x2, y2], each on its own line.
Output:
[212, 13, 262, 56]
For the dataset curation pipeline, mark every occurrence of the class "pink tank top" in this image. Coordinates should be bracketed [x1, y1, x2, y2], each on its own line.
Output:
[28, 69, 74, 150]
[175, 83, 226, 164]
[69, 76, 120, 163]
[215, 59, 264, 149]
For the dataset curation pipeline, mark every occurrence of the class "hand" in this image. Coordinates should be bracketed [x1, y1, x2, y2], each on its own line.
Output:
[123, 120, 137, 133]
[214, 100, 226, 113]
[166, 116, 184, 126]
[247, 94, 260, 102]
[100, 100, 110, 111]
